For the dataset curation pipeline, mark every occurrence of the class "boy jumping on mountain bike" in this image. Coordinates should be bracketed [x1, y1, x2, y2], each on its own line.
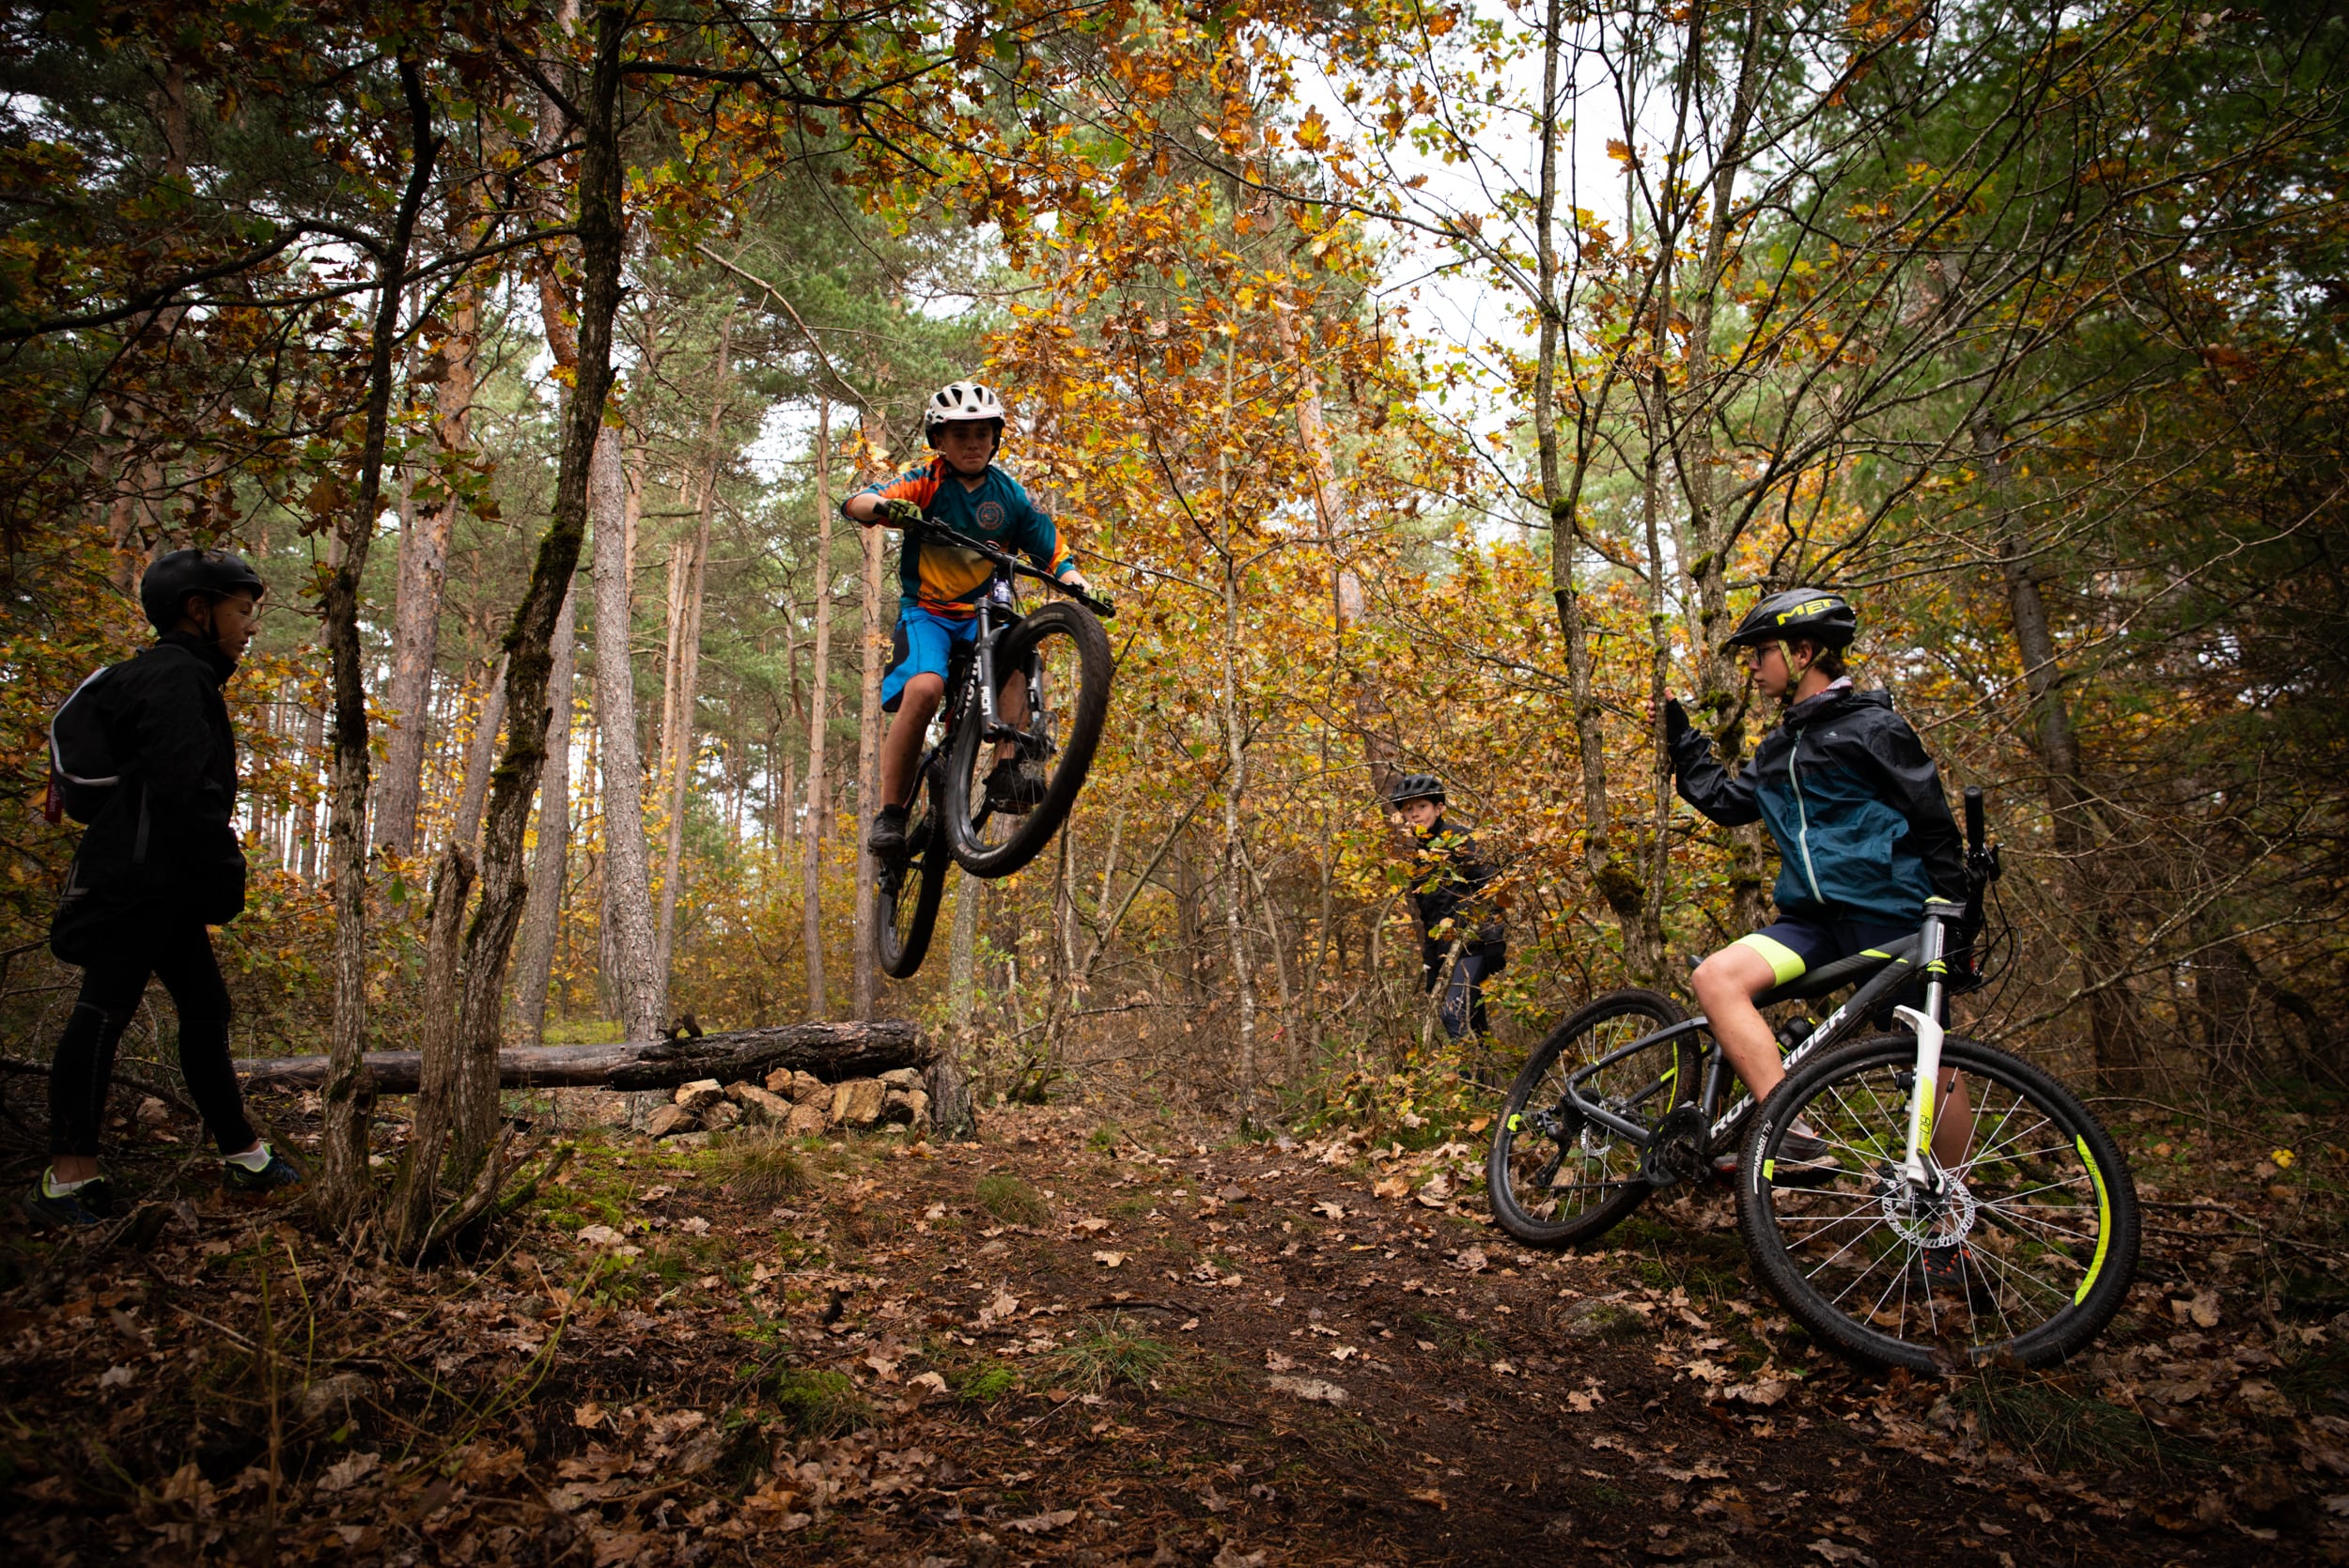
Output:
[1661, 588, 1968, 1177]
[847, 381, 1096, 859]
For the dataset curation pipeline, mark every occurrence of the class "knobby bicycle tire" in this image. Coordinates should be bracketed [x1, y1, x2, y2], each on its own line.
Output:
[943, 600, 1112, 879]
[1736, 1033, 2139, 1371]
[875, 775, 949, 979]
[1487, 988, 1693, 1249]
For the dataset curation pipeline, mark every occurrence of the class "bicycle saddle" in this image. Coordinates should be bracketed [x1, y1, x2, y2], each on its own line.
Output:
[1754, 932, 1921, 1008]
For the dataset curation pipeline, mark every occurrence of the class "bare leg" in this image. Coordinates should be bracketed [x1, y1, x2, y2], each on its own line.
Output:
[878, 674, 944, 810]
[1690, 944, 1787, 1099]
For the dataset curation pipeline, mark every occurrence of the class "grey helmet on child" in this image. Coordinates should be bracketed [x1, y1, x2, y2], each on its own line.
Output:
[1388, 772, 1445, 808]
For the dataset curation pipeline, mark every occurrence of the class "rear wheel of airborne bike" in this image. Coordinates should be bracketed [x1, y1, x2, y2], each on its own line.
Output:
[943, 600, 1112, 879]
[874, 769, 949, 979]
[1487, 989, 1695, 1249]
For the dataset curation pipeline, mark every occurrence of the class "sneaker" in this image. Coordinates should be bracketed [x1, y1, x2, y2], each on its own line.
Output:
[985, 759, 1046, 814]
[23, 1171, 115, 1230]
[223, 1146, 303, 1194]
[1714, 1122, 1842, 1178]
[1920, 1239, 1981, 1295]
[866, 805, 910, 858]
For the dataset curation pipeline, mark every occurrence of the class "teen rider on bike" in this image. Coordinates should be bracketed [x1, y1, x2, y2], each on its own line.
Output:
[1390, 773, 1506, 1043]
[1661, 588, 1968, 1180]
[846, 381, 1097, 859]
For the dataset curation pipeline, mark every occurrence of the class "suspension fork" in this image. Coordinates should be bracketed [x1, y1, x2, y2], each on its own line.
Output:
[1891, 897, 1967, 1188]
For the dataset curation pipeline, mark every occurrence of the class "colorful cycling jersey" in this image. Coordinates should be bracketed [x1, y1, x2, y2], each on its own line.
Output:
[849, 458, 1076, 618]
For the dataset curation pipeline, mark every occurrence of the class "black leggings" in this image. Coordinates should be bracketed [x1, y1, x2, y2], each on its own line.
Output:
[48, 922, 254, 1158]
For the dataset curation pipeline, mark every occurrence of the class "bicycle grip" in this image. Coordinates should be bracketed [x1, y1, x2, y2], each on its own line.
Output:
[1963, 785, 1984, 854]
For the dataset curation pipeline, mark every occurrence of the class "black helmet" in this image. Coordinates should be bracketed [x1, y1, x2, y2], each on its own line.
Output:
[1388, 772, 1445, 807]
[1723, 587, 1856, 650]
[140, 549, 267, 632]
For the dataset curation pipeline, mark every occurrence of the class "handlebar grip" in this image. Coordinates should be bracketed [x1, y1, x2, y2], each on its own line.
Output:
[1963, 785, 1984, 854]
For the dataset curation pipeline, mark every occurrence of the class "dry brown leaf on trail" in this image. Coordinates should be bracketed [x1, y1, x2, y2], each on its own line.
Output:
[2172, 1288, 2222, 1327]
[572, 1402, 607, 1430]
[908, 1371, 949, 1397]
[1265, 1349, 1296, 1371]
[1094, 1250, 1127, 1267]
[1315, 1200, 1346, 1219]
[1076, 1216, 1110, 1232]
[1806, 1541, 1876, 1566]
[1211, 1547, 1267, 1568]
[1408, 1486, 1449, 1509]
[1374, 1175, 1412, 1200]
[1003, 1509, 1079, 1534]
[1330, 1344, 1360, 1361]
[315, 1452, 380, 1494]
[1416, 1173, 1454, 1207]
[1451, 1246, 1487, 1272]
[1269, 1374, 1349, 1405]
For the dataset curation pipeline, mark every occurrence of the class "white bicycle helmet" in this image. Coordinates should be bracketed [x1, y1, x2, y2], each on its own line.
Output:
[924, 380, 1007, 444]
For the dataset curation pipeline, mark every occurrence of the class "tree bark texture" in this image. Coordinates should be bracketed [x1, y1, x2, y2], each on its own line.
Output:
[802, 398, 833, 1017]
[319, 59, 438, 1221]
[374, 281, 476, 855]
[854, 495, 885, 1017]
[397, 3, 631, 1249]
[244, 1019, 932, 1094]
[591, 423, 664, 1041]
[512, 574, 579, 1043]
[655, 317, 729, 986]
[449, 653, 508, 847]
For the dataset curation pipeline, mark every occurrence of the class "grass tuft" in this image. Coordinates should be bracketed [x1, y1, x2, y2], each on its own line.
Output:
[770, 1368, 870, 1437]
[711, 1133, 810, 1201]
[955, 1358, 1019, 1404]
[975, 1172, 1050, 1226]
[1045, 1316, 1174, 1394]
[1952, 1371, 2193, 1472]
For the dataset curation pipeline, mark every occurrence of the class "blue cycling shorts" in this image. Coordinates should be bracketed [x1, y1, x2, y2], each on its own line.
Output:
[1735, 912, 1916, 986]
[880, 605, 977, 712]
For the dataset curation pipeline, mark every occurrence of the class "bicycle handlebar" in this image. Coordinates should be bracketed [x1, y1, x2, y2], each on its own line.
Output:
[911, 520, 1116, 619]
[1963, 785, 1984, 855]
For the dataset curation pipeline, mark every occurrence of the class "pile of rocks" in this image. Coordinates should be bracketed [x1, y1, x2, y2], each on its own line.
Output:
[644, 1066, 931, 1140]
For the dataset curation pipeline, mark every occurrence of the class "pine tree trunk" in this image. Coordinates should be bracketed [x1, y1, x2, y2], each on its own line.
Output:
[853, 492, 885, 1018]
[448, 653, 508, 849]
[512, 575, 579, 1044]
[374, 282, 475, 854]
[416, 0, 634, 1244]
[802, 399, 834, 1017]
[592, 425, 664, 1041]
[319, 59, 438, 1223]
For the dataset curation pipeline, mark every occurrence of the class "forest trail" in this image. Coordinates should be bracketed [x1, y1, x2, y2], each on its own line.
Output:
[2, 1097, 2340, 1565]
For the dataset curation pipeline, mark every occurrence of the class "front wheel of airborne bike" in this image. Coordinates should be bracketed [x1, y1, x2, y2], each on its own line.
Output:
[1487, 988, 1695, 1249]
[943, 600, 1112, 879]
[1736, 1033, 2139, 1371]
[874, 771, 949, 979]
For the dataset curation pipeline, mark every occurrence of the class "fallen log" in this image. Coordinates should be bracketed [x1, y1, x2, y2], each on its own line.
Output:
[238, 1020, 929, 1096]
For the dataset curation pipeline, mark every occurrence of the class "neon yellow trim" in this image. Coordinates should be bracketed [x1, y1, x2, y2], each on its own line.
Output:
[2075, 1135, 2112, 1304]
[1737, 933, 1807, 986]
[1762, 1157, 1776, 1182]
[1859, 948, 1891, 959]
[1917, 1080, 1936, 1142]
[1507, 1112, 1522, 1133]
[1925, 959, 1948, 975]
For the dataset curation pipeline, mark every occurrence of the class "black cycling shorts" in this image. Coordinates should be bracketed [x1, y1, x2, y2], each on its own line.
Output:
[1735, 912, 1915, 986]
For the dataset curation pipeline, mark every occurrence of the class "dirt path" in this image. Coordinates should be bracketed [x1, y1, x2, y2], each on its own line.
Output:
[2, 1097, 2341, 1564]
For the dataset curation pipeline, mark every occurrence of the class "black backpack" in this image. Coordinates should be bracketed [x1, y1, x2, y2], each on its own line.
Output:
[42, 667, 125, 826]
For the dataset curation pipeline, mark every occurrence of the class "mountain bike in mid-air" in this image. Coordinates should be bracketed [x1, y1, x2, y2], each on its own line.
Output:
[1486, 790, 2139, 1370]
[874, 522, 1114, 979]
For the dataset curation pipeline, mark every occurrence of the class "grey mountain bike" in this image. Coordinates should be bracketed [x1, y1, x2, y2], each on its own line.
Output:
[1487, 791, 2139, 1369]
[874, 522, 1113, 980]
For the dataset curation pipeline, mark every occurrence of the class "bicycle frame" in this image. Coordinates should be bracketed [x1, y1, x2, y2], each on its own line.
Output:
[1560, 897, 1969, 1188]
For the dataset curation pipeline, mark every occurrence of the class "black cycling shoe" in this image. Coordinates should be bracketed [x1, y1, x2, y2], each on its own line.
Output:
[1920, 1239, 1984, 1296]
[985, 760, 1046, 815]
[223, 1146, 303, 1195]
[866, 805, 910, 858]
[23, 1172, 115, 1230]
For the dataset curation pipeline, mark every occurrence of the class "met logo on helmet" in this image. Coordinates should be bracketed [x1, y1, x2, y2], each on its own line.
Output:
[1776, 598, 1836, 624]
